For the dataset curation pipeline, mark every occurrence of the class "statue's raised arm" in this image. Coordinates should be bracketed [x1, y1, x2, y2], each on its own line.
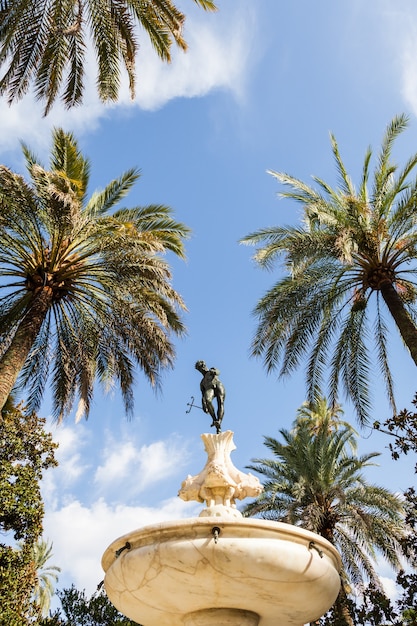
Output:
[195, 361, 225, 434]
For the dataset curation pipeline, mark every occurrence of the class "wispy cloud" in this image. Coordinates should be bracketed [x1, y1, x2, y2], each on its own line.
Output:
[380, 576, 399, 602]
[94, 436, 190, 498]
[41, 423, 92, 510]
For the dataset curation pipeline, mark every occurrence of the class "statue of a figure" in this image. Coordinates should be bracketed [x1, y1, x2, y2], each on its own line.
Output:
[195, 361, 225, 433]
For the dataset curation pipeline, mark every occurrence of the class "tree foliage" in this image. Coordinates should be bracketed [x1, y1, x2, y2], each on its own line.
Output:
[41, 585, 141, 625]
[241, 114, 417, 424]
[375, 393, 417, 465]
[0, 0, 217, 115]
[373, 401, 417, 624]
[0, 402, 58, 625]
[0, 127, 190, 420]
[320, 585, 400, 626]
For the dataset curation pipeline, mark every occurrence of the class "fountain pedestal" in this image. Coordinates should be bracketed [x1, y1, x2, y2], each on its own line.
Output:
[102, 431, 341, 626]
[184, 608, 259, 625]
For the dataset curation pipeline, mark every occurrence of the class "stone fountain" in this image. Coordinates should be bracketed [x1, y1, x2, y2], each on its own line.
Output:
[102, 364, 341, 626]
[102, 429, 341, 626]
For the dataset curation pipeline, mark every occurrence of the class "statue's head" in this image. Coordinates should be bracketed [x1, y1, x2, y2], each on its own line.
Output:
[195, 360, 207, 373]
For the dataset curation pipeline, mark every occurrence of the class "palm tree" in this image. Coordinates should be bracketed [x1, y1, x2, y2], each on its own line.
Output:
[0, 127, 190, 420]
[30, 539, 60, 617]
[241, 114, 417, 424]
[0, 0, 217, 115]
[295, 396, 353, 435]
[243, 416, 406, 625]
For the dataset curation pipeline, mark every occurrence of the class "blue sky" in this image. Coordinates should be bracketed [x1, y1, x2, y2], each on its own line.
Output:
[3, 0, 417, 606]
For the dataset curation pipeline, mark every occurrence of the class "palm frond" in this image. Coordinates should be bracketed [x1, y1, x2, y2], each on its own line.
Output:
[129, 0, 186, 59]
[330, 133, 356, 197]
[372, 114, 408, 210]
[0, 0, 50, 102]
[33, 0, 73, 112]
[88, 0, 121, 101]
[60, 23, 85, 110]
[374, 297, 396, 414]
[85, 168, 141, 216]
[191, 0, 217, 9]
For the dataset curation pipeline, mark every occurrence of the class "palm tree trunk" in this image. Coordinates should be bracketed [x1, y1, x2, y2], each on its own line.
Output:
[380, 281, 417, 367]
[333, 587, 354, 626]
[0, 287, 53, 411]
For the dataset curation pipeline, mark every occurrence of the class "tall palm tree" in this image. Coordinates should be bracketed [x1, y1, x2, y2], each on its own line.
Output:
[295, 396, 353, 435]
[0, 0, 217, 115]
[241, 114, 417, 424]
[0, 127, 190, 420]
[243, 418, 406, 625]
[29, 539, 60, 617]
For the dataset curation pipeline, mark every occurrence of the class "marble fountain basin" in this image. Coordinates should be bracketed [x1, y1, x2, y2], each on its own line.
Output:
[102, 516, 341, 626]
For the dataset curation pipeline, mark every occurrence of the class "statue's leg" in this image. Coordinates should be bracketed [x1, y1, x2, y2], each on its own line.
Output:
[204, 391, 216, 426]
[216, 391, 225, 424]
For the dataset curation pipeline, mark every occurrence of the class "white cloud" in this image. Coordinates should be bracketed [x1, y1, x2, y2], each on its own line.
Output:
[94, 437, 190, 499]
[380, 575, 399, 602]
[41, 423, 92, 509]
[131, 13, 251, 111]
[94, 441, 138, 484]
[0, 7, 254, 158]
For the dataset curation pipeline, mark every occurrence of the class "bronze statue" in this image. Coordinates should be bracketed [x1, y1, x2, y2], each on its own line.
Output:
[195, 361, 225, 434]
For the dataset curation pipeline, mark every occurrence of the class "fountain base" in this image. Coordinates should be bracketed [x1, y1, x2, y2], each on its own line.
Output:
[102, 432, 341, 625]
[102, 517, 341, 626]
[184, 608, 259, 626]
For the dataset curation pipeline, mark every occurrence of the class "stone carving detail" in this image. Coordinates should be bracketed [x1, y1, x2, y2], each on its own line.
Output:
[178, 430, 263, 518]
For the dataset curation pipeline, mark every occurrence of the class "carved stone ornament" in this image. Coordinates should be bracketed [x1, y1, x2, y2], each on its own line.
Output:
[178, 430, 263, 518]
